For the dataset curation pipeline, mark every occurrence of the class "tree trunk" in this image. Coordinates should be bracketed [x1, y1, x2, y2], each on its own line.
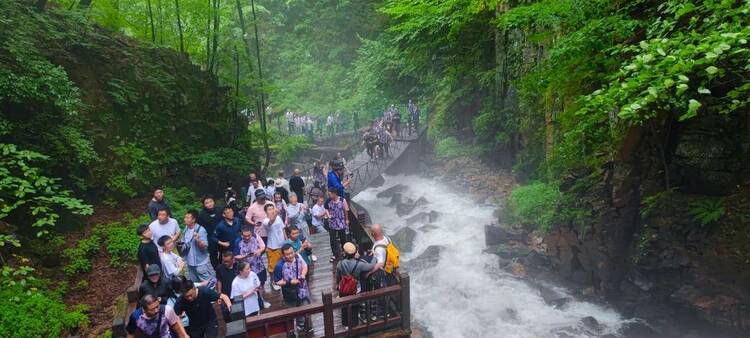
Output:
[157, 0, 164, 44]
[206, 0, 212, 69]
[175, 0, 185, 53]
[250, 0, 270, 174]
[146, 0, 156, 42]
[211, 0, 221, 74]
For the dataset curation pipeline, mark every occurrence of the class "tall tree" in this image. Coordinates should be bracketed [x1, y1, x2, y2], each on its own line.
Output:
[174, 0, 185, 53]
[250, 0, 270, 173]
[146, 0, 156, 42]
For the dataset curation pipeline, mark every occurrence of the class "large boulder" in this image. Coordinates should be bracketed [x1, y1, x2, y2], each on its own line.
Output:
[485, 224, 526, 246]
[396, 198, 416, 216]
[406, 212, 430, 224]
[370, 175, 385, 188]
[414, 196, 429, 207]
[392, 227, 417, 253]
[404, 245, 443, 272]
[377, 184, 407, 198]
[388, 193, 403, 206]
[428, 210, 440, 222]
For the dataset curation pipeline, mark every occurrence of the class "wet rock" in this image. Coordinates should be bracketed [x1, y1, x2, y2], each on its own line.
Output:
[392, 227, 417, 253]
[406, 212, 430, 224]
[538, 285, 572, 309]
[388, 193, 403, 206]
[618, 320, 658, 337]
[520, 250, 551, 270]
[485, 224, 526, 246]
[370, 175, 385, 188]
[485, 242, 531, 259]
[511, 261, 526, 277]
[418, 224, 439, 232]
[414, 196, 429, 207]
[580, 316, 601, 334]
[377, 184, 407, 198]
[428, 210, 440, 222]
[404, 245, 443, 272]
[396, 198, 416, 216]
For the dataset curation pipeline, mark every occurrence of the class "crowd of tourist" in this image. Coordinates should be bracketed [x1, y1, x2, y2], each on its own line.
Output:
[128, 102, 416, 338]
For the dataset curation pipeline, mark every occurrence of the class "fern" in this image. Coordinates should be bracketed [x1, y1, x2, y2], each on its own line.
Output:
[688, 198, 725, 227]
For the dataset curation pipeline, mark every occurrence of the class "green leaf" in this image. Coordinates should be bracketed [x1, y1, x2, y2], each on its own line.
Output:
[706, 66, 719, 75]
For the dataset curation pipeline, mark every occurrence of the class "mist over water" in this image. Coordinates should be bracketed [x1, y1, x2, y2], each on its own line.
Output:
[354, 175, 628, 338]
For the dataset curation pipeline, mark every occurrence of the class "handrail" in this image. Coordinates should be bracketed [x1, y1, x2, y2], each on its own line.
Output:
[239, 273, 411, 338]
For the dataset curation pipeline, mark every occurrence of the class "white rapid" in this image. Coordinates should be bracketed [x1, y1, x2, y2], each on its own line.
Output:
[354, 174, 629, 338]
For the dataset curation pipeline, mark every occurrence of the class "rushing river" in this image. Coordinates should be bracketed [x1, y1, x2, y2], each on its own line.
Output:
[354, 174, 629, 338]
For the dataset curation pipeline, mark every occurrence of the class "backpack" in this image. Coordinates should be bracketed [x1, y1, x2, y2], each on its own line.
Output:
[337, 260, 359, 296]
[373, 237, 400, 274]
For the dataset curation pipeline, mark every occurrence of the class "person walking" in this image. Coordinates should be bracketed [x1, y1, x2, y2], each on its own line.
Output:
[326, 189, 349, 263]
[126, 294, 188, 338]
[215, 206, 242, 254]
[198, 195, 222, 268]
[174, 278, 232, 338]
[182, 210, 214, 285]
[273, 244, 311, 335]
[336, 242, 375, 327]
[147, 187, 171, 221]
[263, 204, 287, 291]
[231, 261, 262, 317]
[289, 169, 305, 204]
[327, 160, 350, 200]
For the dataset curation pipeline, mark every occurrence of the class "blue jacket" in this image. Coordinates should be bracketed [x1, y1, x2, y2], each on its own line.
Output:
[214, 217, 242, 252]
[327, 170, 347, 199]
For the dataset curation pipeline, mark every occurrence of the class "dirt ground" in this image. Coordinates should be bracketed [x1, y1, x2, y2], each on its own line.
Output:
[62, 197, 148, 338]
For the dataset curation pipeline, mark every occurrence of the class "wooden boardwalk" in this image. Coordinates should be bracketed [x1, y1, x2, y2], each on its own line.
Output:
[253, 230, 346, 336]
[346, 129, 422, 197]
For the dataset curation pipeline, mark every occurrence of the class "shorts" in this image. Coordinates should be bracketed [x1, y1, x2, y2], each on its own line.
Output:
[187, 263, 215, 283]
[267, 248, 282, 274]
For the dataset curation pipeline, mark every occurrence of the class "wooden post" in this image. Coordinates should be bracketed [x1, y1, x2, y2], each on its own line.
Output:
[400, 273, 410, 331]
[323, 291, 334, 338]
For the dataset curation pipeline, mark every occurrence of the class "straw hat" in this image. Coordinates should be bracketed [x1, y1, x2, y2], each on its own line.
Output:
[343, 242, 357, 255]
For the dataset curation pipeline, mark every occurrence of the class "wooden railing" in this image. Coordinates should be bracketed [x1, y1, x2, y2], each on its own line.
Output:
[225, 274, 411, 338]
[111, 266, 142, 338]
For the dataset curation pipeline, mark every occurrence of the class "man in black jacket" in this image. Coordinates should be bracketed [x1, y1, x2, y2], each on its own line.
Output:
[289, 169, 305, 204]
[138, 265, 173, 304]
[198, 195, 222, 268]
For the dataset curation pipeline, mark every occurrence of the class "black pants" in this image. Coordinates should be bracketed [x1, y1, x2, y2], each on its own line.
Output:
[329, 229, 347, 259]
[208, 242, 219, 268]
[186, 319, 218, 338]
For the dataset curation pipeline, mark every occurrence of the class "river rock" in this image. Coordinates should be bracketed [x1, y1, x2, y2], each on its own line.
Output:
[406, 212, 430, 224]
[388, 193, 403, 206]
[404, 245, 443, 271]
[418, 224, 439, 232]
[396, 198, 416, 216]
[370, 175, 385, 188]
[428, 210, 440, 222]
[485, 224, 526, 246]
[377, 184, 407, 198]
[537, 285, 572, 309]
[618, 320, 658, 337]
[414, 196, 429, 207]
[580, 316, 601, 334]
[392, 227, 417, 253]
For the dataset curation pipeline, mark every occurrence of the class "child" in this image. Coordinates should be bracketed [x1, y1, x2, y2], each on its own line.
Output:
[158, 235, 185, 280]
[137, 223, 161, 279]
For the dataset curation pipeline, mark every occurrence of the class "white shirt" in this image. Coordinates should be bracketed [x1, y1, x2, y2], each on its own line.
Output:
[276, 178, 290, 193]
[231, 272, 261, 315]
[160, 251, 183, 279]
[372, 237, 390, 265]
[263, 216, 286, 249]
[149, 218, 179, 248]
[247, 183, 264, 203]
[311, 204, 326, 226]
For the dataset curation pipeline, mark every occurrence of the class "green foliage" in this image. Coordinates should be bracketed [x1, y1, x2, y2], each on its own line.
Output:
[435, 137, 472, 159]
[164, 187, 200, 221]
[270, 135, 312, 165]
[0, 269, 88, 337]
[507, 181, 562, 232]
[98, 221, 141, 268]
[0, 143, 92, 249]
[63, 233, 101, 276]
[640, 189, 676, 218]
[688, 198, 726, 227]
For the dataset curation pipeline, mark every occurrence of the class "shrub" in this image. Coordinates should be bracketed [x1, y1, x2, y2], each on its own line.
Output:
[164, 187, 200, 222]
[688, 197, 725, 227]
[62, 234, 101, 276]
[0, 268, 88, 337]
[435, 137, 471, 159]
[507, 181, 563, 232]
[101, 223, 139, 267]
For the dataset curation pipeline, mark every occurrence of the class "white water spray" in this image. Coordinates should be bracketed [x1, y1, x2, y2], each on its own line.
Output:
[354, 175, 628, 338]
